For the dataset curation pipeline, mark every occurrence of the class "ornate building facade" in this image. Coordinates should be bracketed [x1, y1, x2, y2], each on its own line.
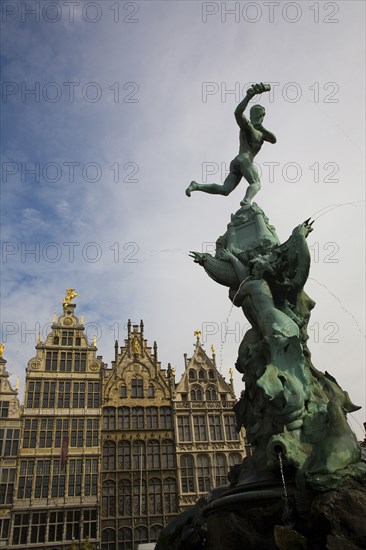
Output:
[7, 296, 104, 549]
[3, 294, 246, 550]
[174, 333, 245, 511]
[0, 349, 22, 548]
[101, 321, 177, 550]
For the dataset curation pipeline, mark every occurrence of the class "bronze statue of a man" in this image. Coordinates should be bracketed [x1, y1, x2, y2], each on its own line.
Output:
[186, 82, 276, 205]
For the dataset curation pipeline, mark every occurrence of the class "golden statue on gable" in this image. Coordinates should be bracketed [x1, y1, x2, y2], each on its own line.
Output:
[63, 288, 79, 307]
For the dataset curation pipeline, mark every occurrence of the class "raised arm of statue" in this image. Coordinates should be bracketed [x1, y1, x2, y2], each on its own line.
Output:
[234, 83, 271, 129]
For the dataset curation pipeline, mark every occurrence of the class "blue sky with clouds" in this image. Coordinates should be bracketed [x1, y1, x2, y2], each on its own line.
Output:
[1, 0, 365, 437]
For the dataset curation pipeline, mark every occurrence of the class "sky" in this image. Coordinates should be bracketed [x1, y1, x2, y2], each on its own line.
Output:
[0, 0, 365, 438]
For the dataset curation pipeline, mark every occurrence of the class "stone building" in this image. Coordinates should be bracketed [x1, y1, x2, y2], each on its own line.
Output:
[0, 348, 22, 548]
[101, 321, 177, 550]
[174, 332, 245, 511]
[6, 295, 105, 549]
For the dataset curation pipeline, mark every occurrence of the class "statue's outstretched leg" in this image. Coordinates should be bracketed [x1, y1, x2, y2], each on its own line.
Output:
[185, 170, 241, 197]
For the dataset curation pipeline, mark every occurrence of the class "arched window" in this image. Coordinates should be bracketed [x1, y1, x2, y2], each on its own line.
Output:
[132, 441, 145, 470]
[161, 440, 175, 468]
[103, 407, 115, 430]
[102, 481, 116, 517]
[148, 478, 162, 514]
[102, 441, 116, 470]
[150, 524, 163, 542]
[159, 407, 172, 429]
[205, 386, 218, 401]
[198, 369, 206, 380]
[215, 454, 228, 486]
[146, 407, 158, 429]
[134, 525, 148, 546]
[163, 477, 177, 513]
[228, 453, 243, 468]
[131, 407, 144, 430]
[133, 480, 147, 515]
[197, 454, 211, 492]
[101, 528, 116, 550]
[180, 455, 195, 493]
[148, 385, 155, 397]
[118, 440, 131, 470]
[121, 385, 127, 398]
[188, 369, 196, 380]
[118, 480, 131, 516]
[190, 385, 203, 401]
[118, 527, 132, 549]
[208, 370, 215, 379]
[118, 407, 130, 430]
[147, 440, 160, 469]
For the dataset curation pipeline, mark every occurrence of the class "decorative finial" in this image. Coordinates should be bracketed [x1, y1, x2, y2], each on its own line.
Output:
[211, 344, 215, 354]
[194, 329, 201, 348]
[229, 368, 233, 379]
[63, 288, 79, 307]
[93, 335, 97, 346]
[37, 333, 41, 344]
[0, 343, 4, 357]
[172, 367, 176, 375]
[53, 312, 57, 323]
[81, 314, 84, 324]
[15, 377, 19, 390]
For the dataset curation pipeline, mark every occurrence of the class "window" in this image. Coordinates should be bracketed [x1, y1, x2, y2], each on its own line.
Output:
[193, 416, 207, 441]
[35, 460, 50, 498]
[51, 460, 66, 498]
[197, 455, 211, 492]
[161, 440, 175, 468]
[132, 441, 146, 469]
[177, 416, 191, 442]
[146, 407, 158, 429]
[0, 519, 10, 542]
[71, 418, 84, 447]
[39, 420, 53, 448]
[74, 351, 86, 372]
[101, 528, 116, 550]
[53, 336, 59, 345]
[0, 468, 15, 505]
[148, 384, 155, 397]
[26, 381, 41, 408]
[228, 453, 243, 469]
[18, 460, 34, 498]
[102, 480, 116, 517]
[118, 480, 132, 515]
[12, 513, 29, 545]
[48, 511, 63, 542]
[209, 415, 223, 440]
[85, 459, 98, 496]
[66, 510, 80, 542]
[88, 382, 100, 407]
[72, 382, 85, 408]
[23, 419, 38, 448]
[61, 330, 73, 346]
[55, 419, 69, 447]
[103, 407, 116, 430]
[86, 418, 99, 446]
[3, 428, 20, 456]
[147, 440, 160, 469]
[46, 351, 58, 371]
[133, 480, 147, 514]
[188, 369, 196, 380]
[131, 407, 144, 430]
[57, 381, 71, 408]
[208, 370, 215, 379]
[118, 527, 132, 549]
[181, 455, 195, 493]
[118, 441, 131, 470]
[224, 415, 239, 440]
[134, 525, 148, 546]
[59, 351, 72, 372]
[118, 407, 130, 430]
[163, 478, 177, 513]
[68, 459, 83, 496]
[103, 441, 116, 470]
[215, 454, 228, 486]
[121, 385, 127, 398]
[198, 369, 206, 380]
[190, 385, 203, 401]
[83, 509, 97, 540]
[148, 478, 162, 514]
[205, 386, 218, 401]
[131, 378, 143, 397]
[30, 512, 46, 543]
[159, 406, 172, 429]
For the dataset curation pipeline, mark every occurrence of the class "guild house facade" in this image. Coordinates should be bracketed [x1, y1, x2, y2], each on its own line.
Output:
[2, 292, 247, 550]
